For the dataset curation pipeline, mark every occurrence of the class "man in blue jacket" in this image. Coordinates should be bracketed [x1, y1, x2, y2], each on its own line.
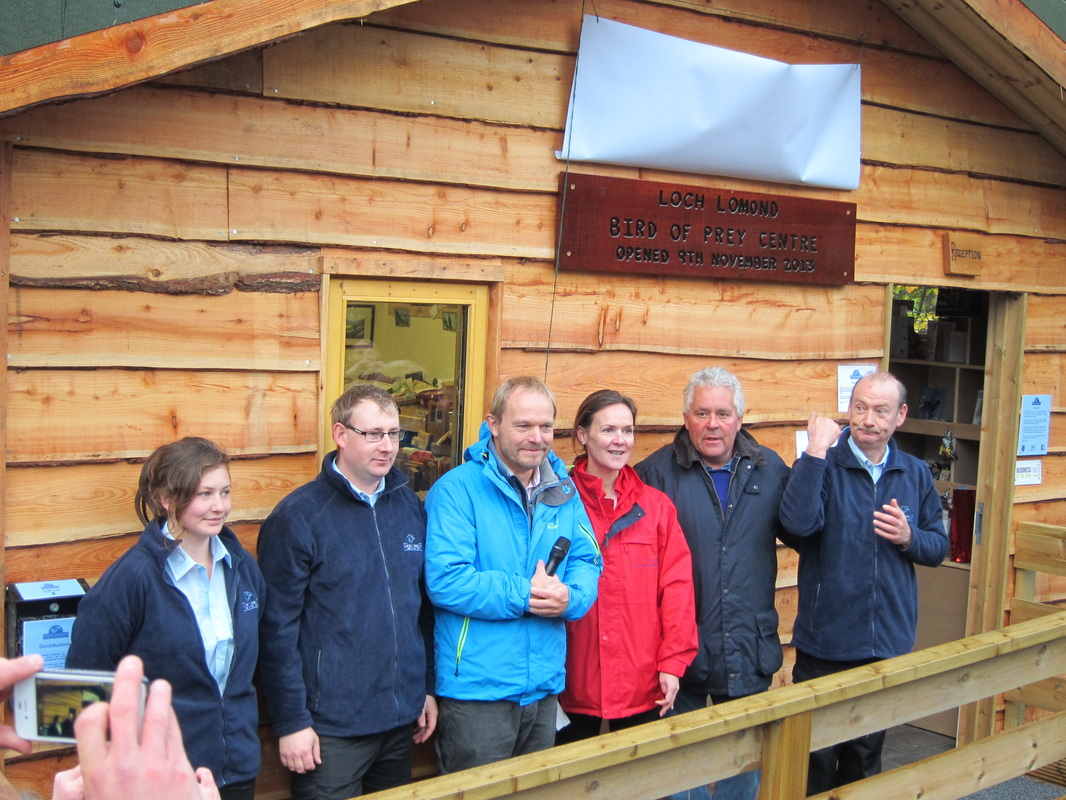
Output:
[425, 376, 601, 773]
[781, 371, 948, 794]
[257, 384, 437, 799]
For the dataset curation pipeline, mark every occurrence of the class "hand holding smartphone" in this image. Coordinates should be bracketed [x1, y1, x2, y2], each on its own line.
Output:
[13, 668, 147, 744]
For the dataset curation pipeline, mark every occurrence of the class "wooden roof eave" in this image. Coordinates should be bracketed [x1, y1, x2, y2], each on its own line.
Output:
[881, 0, 1066, 161]
[0, 0, 418, 118]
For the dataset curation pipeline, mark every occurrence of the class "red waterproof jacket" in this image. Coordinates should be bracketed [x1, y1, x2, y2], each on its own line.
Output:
[560, 457, 698, 719]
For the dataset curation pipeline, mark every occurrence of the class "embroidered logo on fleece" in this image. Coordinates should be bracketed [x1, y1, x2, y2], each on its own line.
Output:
[241, 591, 259, 612]
[899, 505, 914, 526]
[403, 534, 424, 552]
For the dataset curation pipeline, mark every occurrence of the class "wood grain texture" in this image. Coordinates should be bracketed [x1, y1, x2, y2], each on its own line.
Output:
[502, 349, 856, 425]
[10, 149, 227, 240]
[1014, 455, 1066, 506]
[500, 263, 886, 360]
[1, 143, 11, 621]
[854, 225, 1066, 293]
[0, 0, 417, 115]
[0, 86, 562, 192]
[1026, 295, 1066, 352]
[9, 233, 321, 282]
[281, 2, 1021, 128]
[228, 167, 555, 256]
[5, 87, 1057, 191]
[376, 0, 940, 56]
[7, 369, 318, 463]
[322, 249, 506, 283]
[233, 163, 1066, 251]
[6, 455, 316, 547]
[1023, 353, 1065, 411]
[8, 286, 320, 370]
[263, 24, 572, 129]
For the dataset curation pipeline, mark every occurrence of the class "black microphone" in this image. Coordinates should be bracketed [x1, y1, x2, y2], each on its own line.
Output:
[544, 536, 571, 577]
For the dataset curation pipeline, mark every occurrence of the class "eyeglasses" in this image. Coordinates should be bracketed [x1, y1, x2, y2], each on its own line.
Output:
[343, 423, 403, 443]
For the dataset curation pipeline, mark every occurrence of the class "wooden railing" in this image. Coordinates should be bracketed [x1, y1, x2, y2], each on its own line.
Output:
[370, 608, 1066, 800]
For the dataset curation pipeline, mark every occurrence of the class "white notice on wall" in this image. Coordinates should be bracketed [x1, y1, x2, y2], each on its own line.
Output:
[837, 365, 878, 412]
[1017, 395, 1051, 456]
[1015, 460, 1043, 486]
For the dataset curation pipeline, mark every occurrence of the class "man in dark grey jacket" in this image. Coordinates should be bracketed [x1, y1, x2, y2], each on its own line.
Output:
[636, 366, 789, 800]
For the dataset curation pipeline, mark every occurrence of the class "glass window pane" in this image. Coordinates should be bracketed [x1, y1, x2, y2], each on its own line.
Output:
[343, 300, 466, 495]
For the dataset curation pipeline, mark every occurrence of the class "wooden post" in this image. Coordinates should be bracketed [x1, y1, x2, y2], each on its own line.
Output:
[0, 141, 12, 779]
[759, 712, 812, 800]
[959, 291, 1027, 744]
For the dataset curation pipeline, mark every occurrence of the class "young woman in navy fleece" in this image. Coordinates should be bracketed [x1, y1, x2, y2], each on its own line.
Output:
[66, 437, 266, 800]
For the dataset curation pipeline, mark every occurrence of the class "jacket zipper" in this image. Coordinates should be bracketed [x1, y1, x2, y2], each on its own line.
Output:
[454, 616, 470, 676]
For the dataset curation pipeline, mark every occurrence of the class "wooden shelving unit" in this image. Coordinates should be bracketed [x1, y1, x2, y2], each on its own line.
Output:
[888, 296, 988, 490]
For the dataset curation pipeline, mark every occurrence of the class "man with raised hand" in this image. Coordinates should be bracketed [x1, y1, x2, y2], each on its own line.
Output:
[781, 371, 948, 793]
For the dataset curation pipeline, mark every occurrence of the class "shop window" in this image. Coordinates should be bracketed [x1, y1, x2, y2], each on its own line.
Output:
[326, 279, 488, 496]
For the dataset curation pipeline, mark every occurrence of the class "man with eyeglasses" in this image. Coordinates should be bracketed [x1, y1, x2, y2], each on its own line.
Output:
[780, 371, 947, 793]
[257, 383, 437, 799]
[425, 376, 602, 772]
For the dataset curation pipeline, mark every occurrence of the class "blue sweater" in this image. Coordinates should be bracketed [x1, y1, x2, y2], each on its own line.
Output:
[66, 522, 264, 787]
[256, 453, 433, 738]
[425, 425, 601, 705]
[780, 429, 948, 661]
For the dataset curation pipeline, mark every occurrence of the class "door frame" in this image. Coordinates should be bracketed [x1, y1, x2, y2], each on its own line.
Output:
[322, 275, 491, 464]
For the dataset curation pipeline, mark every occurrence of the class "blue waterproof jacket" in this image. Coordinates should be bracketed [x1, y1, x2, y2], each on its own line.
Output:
[425, 423, 601, 704]
[66, 522, 264, 788]
[780, 429, 948, 661]
[256, 453, 433, 739]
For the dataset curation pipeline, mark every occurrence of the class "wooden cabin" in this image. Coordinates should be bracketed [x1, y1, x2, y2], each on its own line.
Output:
[1, 0, 1064, 796]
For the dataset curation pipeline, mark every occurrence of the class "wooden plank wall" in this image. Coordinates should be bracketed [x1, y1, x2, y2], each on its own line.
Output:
[0, 0, 1065, 793]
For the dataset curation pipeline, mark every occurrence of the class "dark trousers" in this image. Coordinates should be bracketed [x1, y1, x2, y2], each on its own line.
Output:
[435, 695, 557, 774]
[218, 778, 256, 800]
[555, 706, 661, 745]
[290, 724, 412, 800]
[793, 650, 887, 795]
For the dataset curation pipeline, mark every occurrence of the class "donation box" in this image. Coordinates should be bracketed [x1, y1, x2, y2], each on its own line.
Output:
[5, 580, 90, 668]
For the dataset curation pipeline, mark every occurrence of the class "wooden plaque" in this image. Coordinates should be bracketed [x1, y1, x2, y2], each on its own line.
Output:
[557, 173, 856, 285]
[943, 231, 984, 277]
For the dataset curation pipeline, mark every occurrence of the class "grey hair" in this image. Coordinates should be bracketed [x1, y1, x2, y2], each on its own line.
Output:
[683, 366, 745, 417]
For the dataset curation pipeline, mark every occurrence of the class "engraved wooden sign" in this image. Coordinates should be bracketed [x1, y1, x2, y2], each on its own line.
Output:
[943, 231, 984, 277]
[557, 173, 856, 285]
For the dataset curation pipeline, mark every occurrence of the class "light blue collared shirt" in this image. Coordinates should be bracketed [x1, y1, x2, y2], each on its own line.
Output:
[847, 433, 891, 484]
[331, 458, 386, 506]
[163, 523, 235, 694]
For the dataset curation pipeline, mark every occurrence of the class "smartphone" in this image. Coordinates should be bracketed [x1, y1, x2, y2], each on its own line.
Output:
[12, 668, 146, 744]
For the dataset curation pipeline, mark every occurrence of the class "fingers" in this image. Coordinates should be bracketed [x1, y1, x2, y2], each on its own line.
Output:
[413, 696, 438, 743]
[106, 656, 148, 752]
[0, 654, 47, 753]
[0, 654, 43, 703]
[194, 767, 222, 800]
[73, 700, 111, 784]
[51, 766, 84, 800]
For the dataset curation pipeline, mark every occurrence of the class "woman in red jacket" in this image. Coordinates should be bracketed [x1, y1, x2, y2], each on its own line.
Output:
[557, 389, 698, 743]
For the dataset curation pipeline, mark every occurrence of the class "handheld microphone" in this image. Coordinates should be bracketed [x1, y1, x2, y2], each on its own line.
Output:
[544, 536, 571, 577]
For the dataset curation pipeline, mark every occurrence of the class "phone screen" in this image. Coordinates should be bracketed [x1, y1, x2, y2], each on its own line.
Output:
[16, 671, 118, 743]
